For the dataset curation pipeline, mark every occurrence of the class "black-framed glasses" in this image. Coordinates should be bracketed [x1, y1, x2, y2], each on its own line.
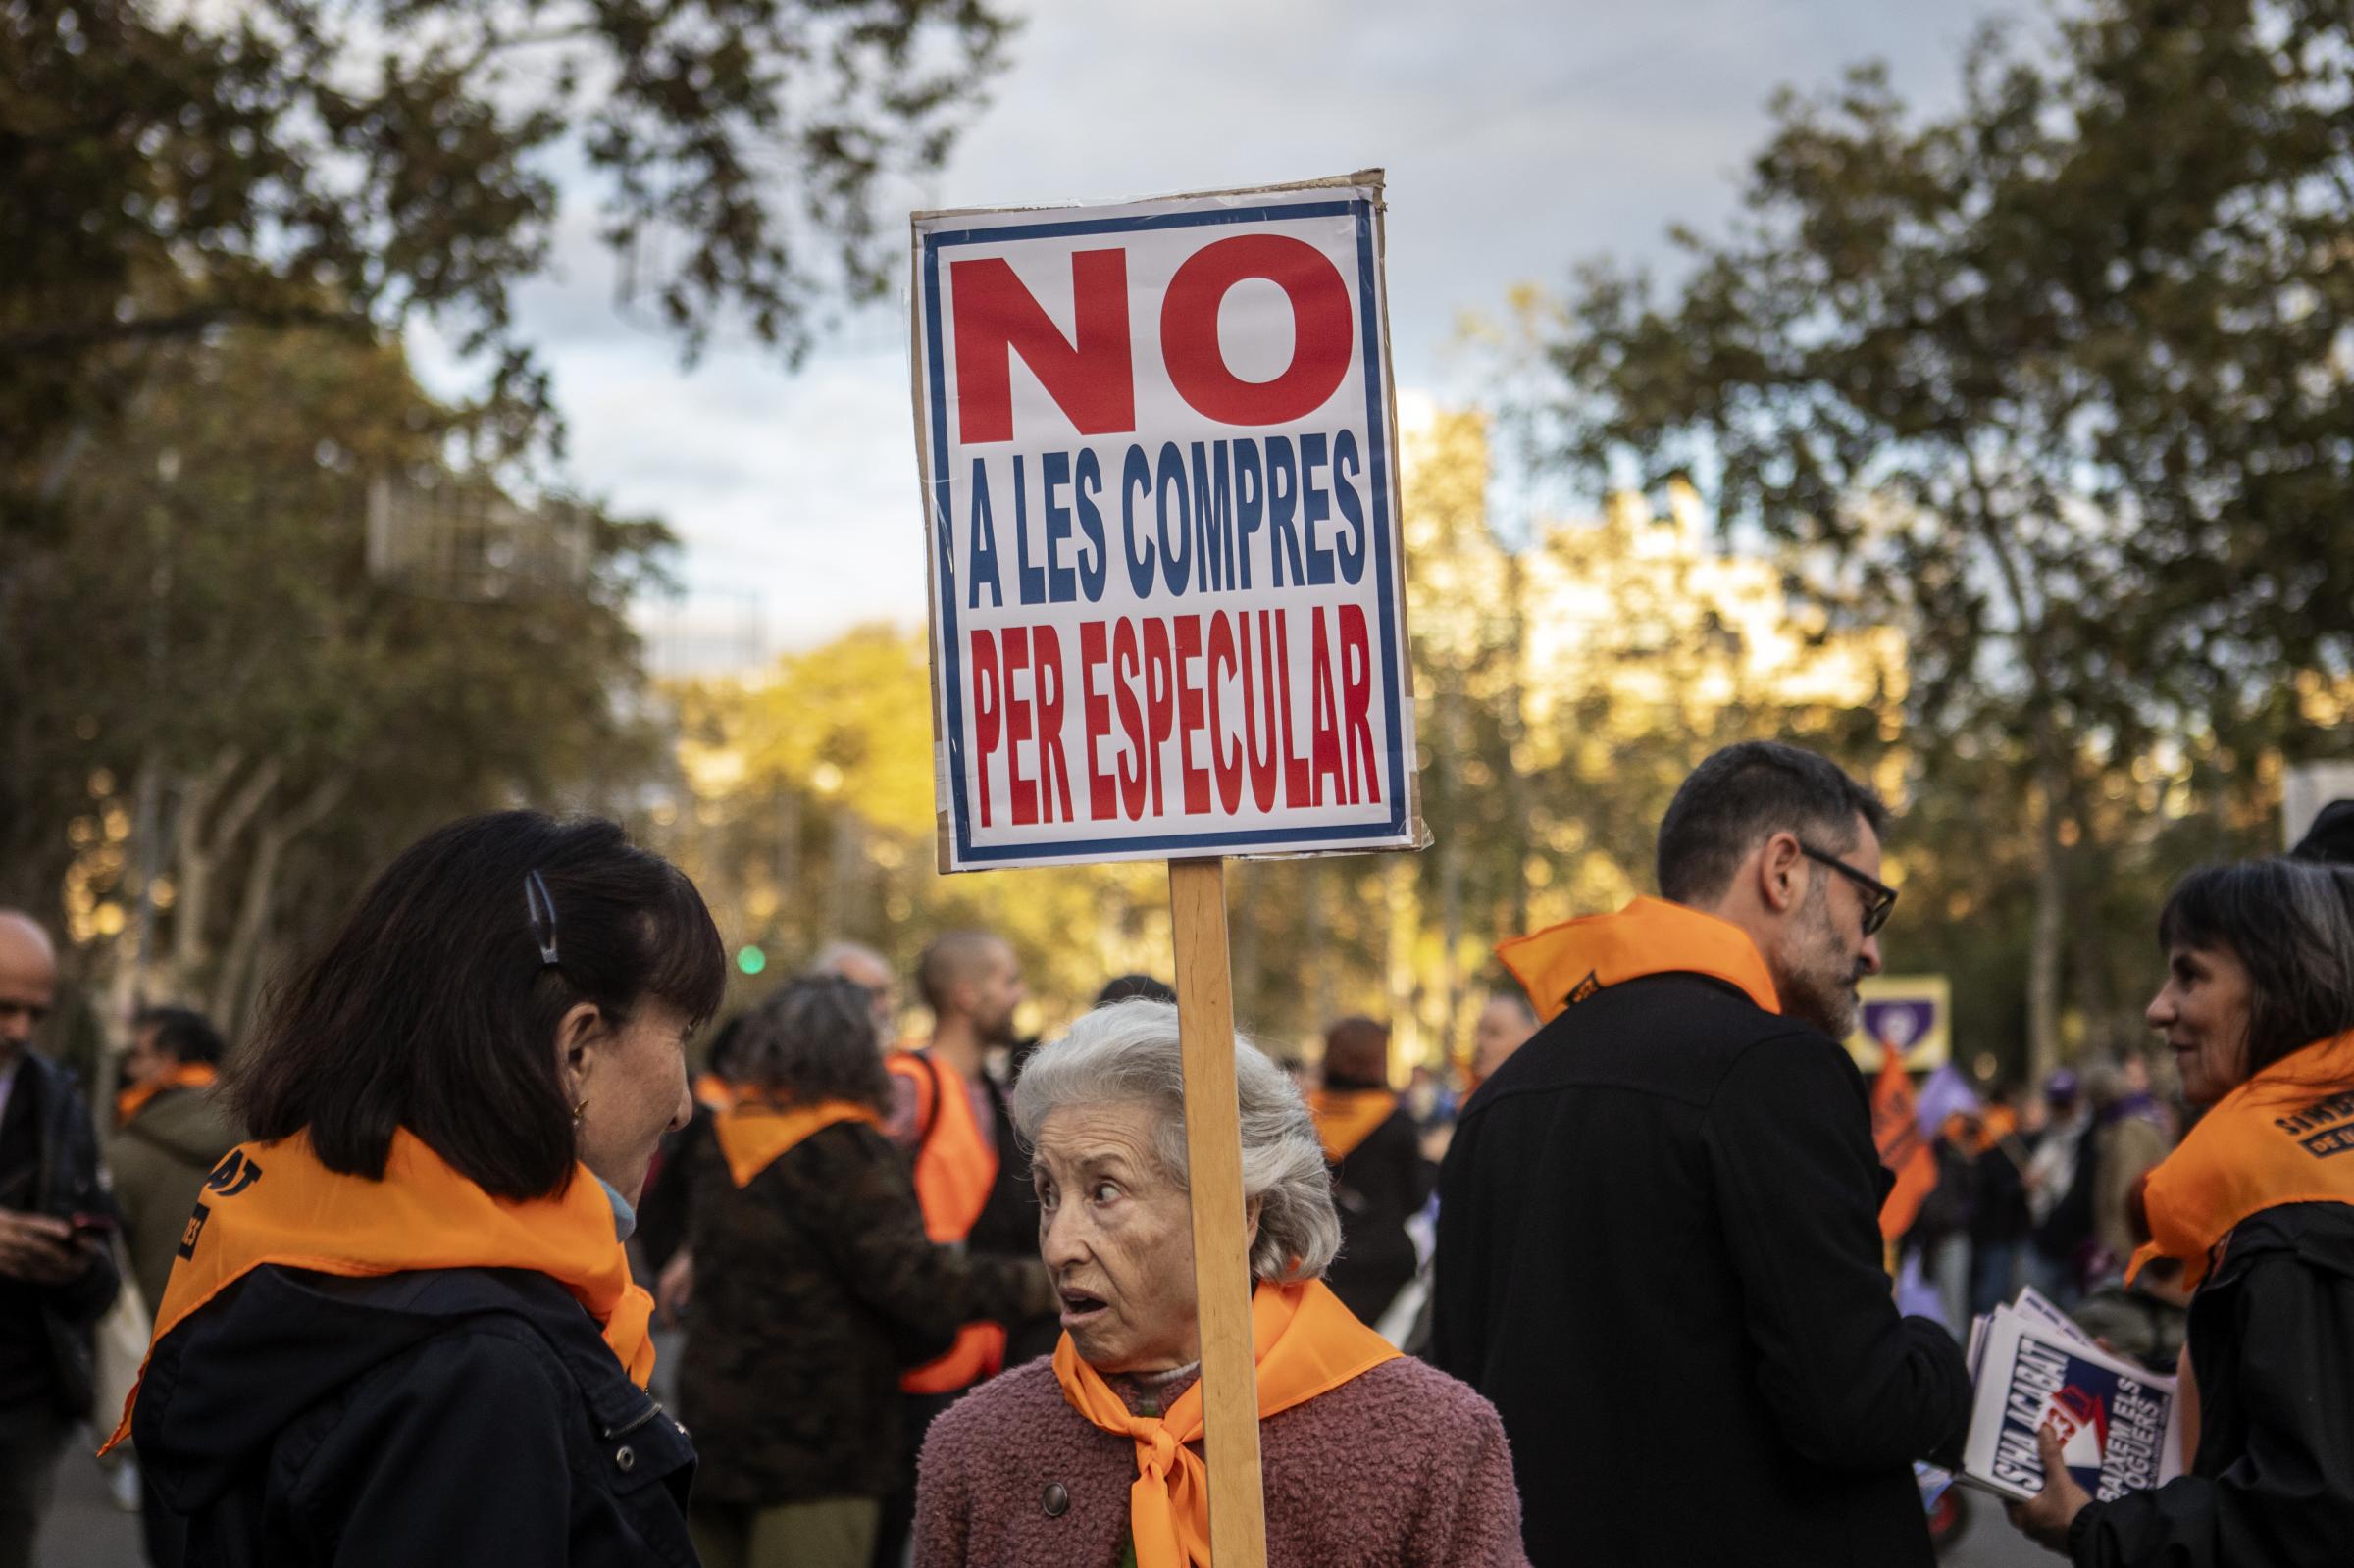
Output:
[1798, 844, 1898, 936]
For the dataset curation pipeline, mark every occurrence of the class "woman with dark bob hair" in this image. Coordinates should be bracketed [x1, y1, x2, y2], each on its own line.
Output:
[2010, 855, 2354, 1565]
[676, 975, 1050, 1568]
[107, 811, 725, 1567]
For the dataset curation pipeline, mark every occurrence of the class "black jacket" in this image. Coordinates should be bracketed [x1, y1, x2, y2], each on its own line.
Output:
[2067, 1201, 2354, 1566]
[133, 1264, 696, 1568]
[677, 1118, 1047, 1506]
[0, 1048, 120, 1417]
[1323, 1106, 1431, 1326]
[1432, 973, 1970, 1567]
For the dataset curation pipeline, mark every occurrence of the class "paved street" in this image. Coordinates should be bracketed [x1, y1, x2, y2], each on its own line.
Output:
[39, 1427, 2061, 1568]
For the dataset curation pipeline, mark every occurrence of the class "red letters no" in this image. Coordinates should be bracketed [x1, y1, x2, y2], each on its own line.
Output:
[1161, 234, 1352, 427]
[951, 250, 1136, 444]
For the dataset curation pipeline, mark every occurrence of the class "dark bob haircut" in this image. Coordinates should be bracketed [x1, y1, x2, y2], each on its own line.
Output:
[729, 976, 893, 1114]
[1320, 1016, 1392, 1091]
[235, 811, 726, 1200]
[2159, 857, 2354, 1082]
[133, 1005, 227, 1068]
[1657, 741, 1889, 905]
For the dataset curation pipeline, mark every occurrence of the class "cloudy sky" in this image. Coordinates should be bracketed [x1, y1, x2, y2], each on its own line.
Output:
[414, 0, 2016, 668]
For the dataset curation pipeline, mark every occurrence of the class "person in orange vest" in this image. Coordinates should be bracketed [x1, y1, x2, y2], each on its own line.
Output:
[871, 931, 1038, 1568]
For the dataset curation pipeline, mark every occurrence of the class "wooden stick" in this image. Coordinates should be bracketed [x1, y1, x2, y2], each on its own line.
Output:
[1168, 856, 1268, 1567]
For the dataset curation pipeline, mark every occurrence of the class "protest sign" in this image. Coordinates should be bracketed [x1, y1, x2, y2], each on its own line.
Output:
[1845, 974, 1953, 1071]
[909, 172, 1419, 872]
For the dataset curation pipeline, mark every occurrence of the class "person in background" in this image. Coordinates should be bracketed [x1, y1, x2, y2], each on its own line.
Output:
[812, 940, 898, 1042]
[1309, 1016, 1430, 1328]
[1909, 1111, 1979, 1335]
[115, 811, 726, 1566]
[1094, 974, 1175, 1008]
[641, 1014, 749, 1325]
[913, 1002, 1527, 1566]
[108, 1005, 241, 1568]
[2022, 1069, 2096, 1307]
[2084, 1063, 2170, 1285]
[1465, 990, 1538, 1091]
[679, 976, 1051, 1568]
[2010, 856, 2354, 1564]
[873, 931, 1040, 1568]
[0, 910, 119, 1568]
[2290, 798, 2353, 864]
[1968, 1084, 2034, 1317]
[1435, 741, 1968, 1567]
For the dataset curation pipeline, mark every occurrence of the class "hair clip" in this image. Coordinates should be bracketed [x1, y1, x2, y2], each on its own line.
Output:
[525, 869, 561, 968]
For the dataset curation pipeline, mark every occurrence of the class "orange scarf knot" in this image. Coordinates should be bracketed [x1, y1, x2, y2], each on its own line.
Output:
[1052, 1278, 1398, 1568]
[2128, 1030, 2354, 1290]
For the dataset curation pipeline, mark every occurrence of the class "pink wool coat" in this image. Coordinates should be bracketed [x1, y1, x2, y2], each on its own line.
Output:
[914, 1353, 1529, 1567]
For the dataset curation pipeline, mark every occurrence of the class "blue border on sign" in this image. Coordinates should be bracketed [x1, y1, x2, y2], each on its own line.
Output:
[921, 197, 1409, 865]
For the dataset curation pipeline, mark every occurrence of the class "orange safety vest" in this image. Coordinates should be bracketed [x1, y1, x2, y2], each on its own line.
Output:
[116, 1061, 219, 1127]
[886, 1049, 1006, 1393]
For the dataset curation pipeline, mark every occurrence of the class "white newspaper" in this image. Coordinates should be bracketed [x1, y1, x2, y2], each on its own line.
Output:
[1959, 1302, 2183, 1503]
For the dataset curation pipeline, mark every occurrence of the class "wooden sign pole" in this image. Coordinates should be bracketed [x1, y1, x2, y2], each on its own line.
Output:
[1167, 856, 1268, 1567]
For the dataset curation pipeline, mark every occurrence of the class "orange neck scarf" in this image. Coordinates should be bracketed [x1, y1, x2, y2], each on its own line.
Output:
[2128, 1030, 2354, 1290]
[103, 1127, 652, 1453]
[116, 1061, 219, 1127]
[1052, 1279, 1398, 1568]
[692, 1070, 738, 1113]
[1497, 895, 1780, 1022]
[711, 1100, 879, 1188]
[1308, 1089, 1398, 1163]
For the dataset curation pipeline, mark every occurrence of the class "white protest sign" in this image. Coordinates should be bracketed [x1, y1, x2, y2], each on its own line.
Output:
[910, 173, 1420, 872]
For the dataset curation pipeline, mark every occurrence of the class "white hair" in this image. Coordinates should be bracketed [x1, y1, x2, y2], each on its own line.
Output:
[1010, 1000, 1340, 1284]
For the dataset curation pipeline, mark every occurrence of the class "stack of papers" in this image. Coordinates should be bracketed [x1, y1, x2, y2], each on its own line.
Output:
[1958, 1287, 2183, 1503]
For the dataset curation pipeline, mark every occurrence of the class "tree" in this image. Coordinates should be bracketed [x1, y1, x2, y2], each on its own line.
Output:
[6, 325, 674, 1035]
[0, 0, 1012, 492]
[1528, 0, 2354, 1080]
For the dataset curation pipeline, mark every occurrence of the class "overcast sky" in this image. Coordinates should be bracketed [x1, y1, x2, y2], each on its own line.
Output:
[412, 0, 2017, 667]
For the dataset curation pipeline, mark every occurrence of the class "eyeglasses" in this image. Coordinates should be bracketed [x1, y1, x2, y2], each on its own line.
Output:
[1798, 844, 1898, 936]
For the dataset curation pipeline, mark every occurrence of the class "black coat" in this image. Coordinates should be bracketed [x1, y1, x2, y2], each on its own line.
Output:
[133, 1264, 696, 1568]
[0, 1048, 119, 1417]
[676, 1118, 1047, 1506]
[1432, 972, 1970, 1568]
[2067, 1201, 2354, 1566]
[1323, 1107, 1431, 1326]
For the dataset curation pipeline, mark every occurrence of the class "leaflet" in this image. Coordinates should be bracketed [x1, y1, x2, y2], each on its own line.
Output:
[1959, 1306, 2182, 1504]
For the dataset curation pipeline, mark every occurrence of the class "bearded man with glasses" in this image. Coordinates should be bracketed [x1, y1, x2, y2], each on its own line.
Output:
[1433, 741, 1969, 1568]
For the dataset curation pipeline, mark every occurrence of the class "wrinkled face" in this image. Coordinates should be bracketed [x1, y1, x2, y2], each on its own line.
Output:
[567, 999, 695, 1205]
[2147, 943, 2255, 1106]
[1034, 1099, 1200, 1374]
[1472, 997, 1536, 1078]
[1775, 817, 1886, 1040]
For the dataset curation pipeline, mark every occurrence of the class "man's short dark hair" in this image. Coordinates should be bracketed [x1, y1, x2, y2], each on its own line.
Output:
[133, 1005, 226, 1067]
[1656, 742, 1889, 905]
[235, 811, 726, 1201]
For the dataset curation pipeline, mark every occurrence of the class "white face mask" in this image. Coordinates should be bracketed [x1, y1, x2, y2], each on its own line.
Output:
[595, 1174, 638, 1242]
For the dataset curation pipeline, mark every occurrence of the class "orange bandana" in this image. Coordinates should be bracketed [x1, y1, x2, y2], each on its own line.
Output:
[711, 1101, 879, 1188]
[115, 1061, 219, 1128]
[2128, 1030, 2354, 1290]
[102, 1127, 652, 1453]
[1308, 1089, 1399, 1163]
[1497, 895, 1780, 1021]
[692, 1070, 737, 1113]
[1052, 1279, 1398, 1568]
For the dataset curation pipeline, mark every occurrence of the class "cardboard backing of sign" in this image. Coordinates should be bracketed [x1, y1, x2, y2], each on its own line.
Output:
[909, 173, 1424, 872]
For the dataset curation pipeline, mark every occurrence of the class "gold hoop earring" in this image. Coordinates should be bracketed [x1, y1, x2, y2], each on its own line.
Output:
[572, 1096, 588, 1124]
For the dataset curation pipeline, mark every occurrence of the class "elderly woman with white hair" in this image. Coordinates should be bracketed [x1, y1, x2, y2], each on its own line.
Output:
[913, 1002, 1526, 1567]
